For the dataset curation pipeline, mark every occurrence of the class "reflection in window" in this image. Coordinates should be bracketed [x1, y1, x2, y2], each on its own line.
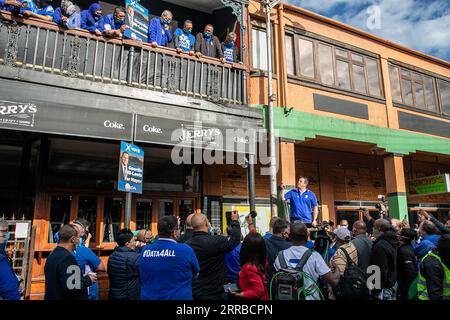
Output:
[336, 60, 351, 90]
[103, 197, 122, 242]
[414, 82, 426, 108]
[49, 196, 71, 243]
[389, 66, 402, 102]
[439, 80, 450, 115]
[366, 59, 381, 97]
[352, 64, 366, 93]
[298, 38, 315, 78]
[424, 77, 437, 111]
[285, 35, 295, 75]
[335, 48, 348, 58]
[159, 200, 174, 218]
[136, 200, 152, 231]
[318, 44, 334, 85]
[401, 78, 414, 106]
[78, 197, 97, 242]
[251, 29, 268, 71]
[351, 53, 363, 63]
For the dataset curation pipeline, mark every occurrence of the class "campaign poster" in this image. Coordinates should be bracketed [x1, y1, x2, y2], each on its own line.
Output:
[118, 141, 144, 194]
[124, 0, 149, 42]
[222, 205, 271, 237]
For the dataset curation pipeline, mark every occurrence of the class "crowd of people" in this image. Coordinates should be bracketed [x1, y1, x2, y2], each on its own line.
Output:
[0, 1, 241, 63]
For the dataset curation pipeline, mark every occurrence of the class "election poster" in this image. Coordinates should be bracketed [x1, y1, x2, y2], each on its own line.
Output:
[124, 0, 149, 42]
[118, 141, 144, 194]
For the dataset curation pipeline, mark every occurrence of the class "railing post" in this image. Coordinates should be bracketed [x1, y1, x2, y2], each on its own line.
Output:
[127, 45, 135, 85]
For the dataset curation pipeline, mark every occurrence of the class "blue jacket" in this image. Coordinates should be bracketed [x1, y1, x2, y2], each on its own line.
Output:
[20, 0, 53, 16]
[225, 243, 241, 283]
[98, 13, 124, 33]
[173, 28, 195, 52]
[148, 17, 172, 46]
[0, 244, 20, 300]
[80, 3, 102, 34]
[0, 0, 23, 14]
[413, 234, 441, 259]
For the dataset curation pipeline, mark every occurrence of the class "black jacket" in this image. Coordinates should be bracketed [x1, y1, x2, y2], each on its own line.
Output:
[178, 229, 194, 244]
[186, 221, 241, 297]
[194, 33, 224, 58]
[351, 234, 373, 271]
[397, 244, 418, 300]
[107, 247, 140, 300]
[370, 230, 399, 292]
[264, 236, 291, 281]
[44, 246, 92, 300]
[421, 252, 450, 300]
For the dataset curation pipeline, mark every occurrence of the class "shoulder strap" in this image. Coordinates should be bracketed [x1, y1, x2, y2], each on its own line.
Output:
[277, 251, 288, 269]
[295, 249, 314, 271]
[340, 247, 356, 267]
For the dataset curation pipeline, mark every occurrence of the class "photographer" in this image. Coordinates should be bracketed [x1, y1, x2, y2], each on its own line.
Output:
[265, 218, 291, 282]
[0, 220, 20, 300]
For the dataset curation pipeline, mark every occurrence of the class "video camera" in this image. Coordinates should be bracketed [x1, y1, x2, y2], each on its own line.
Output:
[308, 221, 332, 256]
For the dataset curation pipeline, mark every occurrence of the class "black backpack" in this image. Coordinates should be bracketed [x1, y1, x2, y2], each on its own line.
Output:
[332, 247, 369, 300]
[271, 249, 318, 300]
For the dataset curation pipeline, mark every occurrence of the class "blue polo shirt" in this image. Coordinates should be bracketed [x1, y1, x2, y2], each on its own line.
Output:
[73, 245, 102, 300]
[139, 238, 199, 300]
[285, 188, 318, 223]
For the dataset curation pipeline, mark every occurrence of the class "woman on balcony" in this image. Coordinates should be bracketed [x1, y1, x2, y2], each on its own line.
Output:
[80, 2, 102, 36]
[52, 0, 80, 29]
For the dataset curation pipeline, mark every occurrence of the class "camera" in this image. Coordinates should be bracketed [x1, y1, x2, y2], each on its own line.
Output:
[248, 210, 257, 219]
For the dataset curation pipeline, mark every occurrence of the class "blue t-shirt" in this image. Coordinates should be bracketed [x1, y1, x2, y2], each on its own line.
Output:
[225, 243, 241, 283]
[174, 28, 195, 52]
[73, 245, 101, 300]
[263, 232, 272, 239]
[139, 238, 199, 300]
[285, 188, 318, 223]
[223, 42, 235, 63]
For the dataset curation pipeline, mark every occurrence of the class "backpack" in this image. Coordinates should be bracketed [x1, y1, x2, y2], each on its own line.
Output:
[270, 248, 319, 300]
[332, 247, 369, 300]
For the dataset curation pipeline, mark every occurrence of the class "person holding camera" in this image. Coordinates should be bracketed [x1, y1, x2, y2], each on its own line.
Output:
[280, 177, 319, 227]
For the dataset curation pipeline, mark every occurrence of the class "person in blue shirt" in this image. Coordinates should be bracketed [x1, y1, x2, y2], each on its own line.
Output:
[0, 0, 26, 14]
[0, 222, 20, 300]
[139, 215, 199, 300]
[263, 216, 280, 239]
[148, 10, 173, 48]
[173, 20, 195, 55]
[413, 220, 441, 260]
[98, 6, 126, 38]
[80, 2, 102, 36]
[224, 226, 241, 283]
[52, 0, 80, 29]
[70, 219, 106, 300]
[281, 177, 319, 227]
[221, 32, 240, 63]
[20, 0, 54, 21]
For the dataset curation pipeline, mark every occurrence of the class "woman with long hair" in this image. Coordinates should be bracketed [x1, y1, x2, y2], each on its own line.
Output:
[229, 230, 268, 300]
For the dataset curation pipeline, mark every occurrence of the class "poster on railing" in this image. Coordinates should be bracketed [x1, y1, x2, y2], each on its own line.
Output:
[118, 141, 144, 194]
[124, 0, 149, 42]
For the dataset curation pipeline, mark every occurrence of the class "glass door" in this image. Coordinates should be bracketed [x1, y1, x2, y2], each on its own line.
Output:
[136, 199, 153, 230]
[158, 199, 174, 218]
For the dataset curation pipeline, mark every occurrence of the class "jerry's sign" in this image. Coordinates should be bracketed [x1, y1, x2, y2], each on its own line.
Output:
[407, 174, 450, 195]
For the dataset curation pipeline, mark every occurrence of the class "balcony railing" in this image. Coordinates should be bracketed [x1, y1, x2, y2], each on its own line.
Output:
[0, 11, 247, 105]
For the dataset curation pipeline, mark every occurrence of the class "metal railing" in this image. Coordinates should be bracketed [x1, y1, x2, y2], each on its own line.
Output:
[0, 11, 246, 105]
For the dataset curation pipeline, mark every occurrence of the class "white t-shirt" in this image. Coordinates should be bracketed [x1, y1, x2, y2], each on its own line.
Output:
[274, 245, 330, 300]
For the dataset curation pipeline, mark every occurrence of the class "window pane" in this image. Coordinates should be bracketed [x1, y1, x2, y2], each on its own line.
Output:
[401, 78, 414, 105]
[252, 29, 267, 71]
[285, 35, 295, 75]
[298, 38, 315, 78]
[103, 197, 122, 242]
[336, 48, 348, 58]
[49, 195, 71, 243]
[401, 69, 411, 78]
[413, 82, 425, 109]
[367, 59, 381, 97]
[336, 60, 351, 90]
[413, 72, 423, 82]
[352, 64, 366, 93]
[179, 200, 193, 231]
[389, 65, 402, 102]
[424, 77, 437, 112]
[136, 199, 152, 231]
[439, 80, 450, 115]
[78, 197, 97, 242]
[318, 44, 334, 85]
[351, 53, 363, 63]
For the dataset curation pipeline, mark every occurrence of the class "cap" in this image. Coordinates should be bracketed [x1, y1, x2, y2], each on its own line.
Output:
[334, 227, 351, 241]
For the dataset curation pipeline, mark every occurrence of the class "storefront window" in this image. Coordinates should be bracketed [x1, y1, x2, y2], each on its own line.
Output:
[136, 199, 152, 231]
[103, 197, 122, 243]
[158, 200, 174, 218]
[48, 195, 71, 243]
[179, 200, 193, 231]
[78, 197, 97, 242]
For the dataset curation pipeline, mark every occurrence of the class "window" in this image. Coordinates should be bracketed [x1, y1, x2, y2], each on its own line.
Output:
[48, 195, 71, 243]
[285, 32, 383, 98]
[251, 28, 268, 71]
[389, 63, 443, 114]
[78, 197, 97, 242]
[439, 80, 450, 115]
[298, 38, 315, 78]
[103, 197, 122, 243]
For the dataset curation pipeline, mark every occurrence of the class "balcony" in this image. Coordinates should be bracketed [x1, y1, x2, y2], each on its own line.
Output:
[0, 10, 247, 105]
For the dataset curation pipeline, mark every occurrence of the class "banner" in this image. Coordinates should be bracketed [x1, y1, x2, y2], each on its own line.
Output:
[407, 174, 450, 196]
[124, 0, 149, 42]
[222, 204, 271, 237]
[118, 141, 144, 194]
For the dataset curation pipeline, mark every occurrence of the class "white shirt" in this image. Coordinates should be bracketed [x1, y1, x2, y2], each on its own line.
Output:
[274, 245, 330, 300]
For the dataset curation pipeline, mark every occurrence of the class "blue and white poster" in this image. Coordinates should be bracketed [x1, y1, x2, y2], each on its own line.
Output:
[118, 141, 144, 194]
[124, 0, 149, 42]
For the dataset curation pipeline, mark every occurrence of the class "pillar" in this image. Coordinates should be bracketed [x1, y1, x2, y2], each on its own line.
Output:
[319, 154, 335, 223]
[277, 141, 296, 220]
[383, 154, 408, 220]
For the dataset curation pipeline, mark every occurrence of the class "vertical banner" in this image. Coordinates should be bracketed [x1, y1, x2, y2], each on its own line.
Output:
[124, 0, 149, 41]
[118, 141, 144, 194]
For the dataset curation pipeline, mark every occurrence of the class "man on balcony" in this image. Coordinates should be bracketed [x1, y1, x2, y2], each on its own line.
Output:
[21, 0, 54, 21]
[195, 24, 225, 63]
[0, 0, 26, 14]
[80, 2, 103, 36]
[173, 20, 195, 55]
[148, 10, 173, 48]
[99, 6, 126, 38]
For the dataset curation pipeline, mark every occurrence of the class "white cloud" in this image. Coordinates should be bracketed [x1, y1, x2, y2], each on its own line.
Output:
[285, 0, 450, 61]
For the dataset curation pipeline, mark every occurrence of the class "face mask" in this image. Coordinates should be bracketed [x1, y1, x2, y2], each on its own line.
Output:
[5, 232, 10, 243]
[163, 18, 171, 25]
[204, 31, 212, 38]
[76, 237, 83, 249]
[115, 16, 125, 23]
[184, 28, 192, 34]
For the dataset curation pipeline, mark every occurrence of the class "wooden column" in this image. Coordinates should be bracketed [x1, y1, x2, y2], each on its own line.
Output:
[277, 141, 296, 219]
[383, 154, 408, 220]
[319, 154, 335, 223]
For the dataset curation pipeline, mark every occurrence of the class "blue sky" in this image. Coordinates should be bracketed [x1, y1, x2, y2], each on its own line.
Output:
[286, 0, 450, 62]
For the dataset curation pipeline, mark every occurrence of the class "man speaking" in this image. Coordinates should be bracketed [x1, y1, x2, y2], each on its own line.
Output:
[280, 177, 319, 227]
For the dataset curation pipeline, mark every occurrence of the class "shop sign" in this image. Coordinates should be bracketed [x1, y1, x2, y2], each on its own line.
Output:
[407, 174, 450, 195]
[118, 141, 144, 194]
